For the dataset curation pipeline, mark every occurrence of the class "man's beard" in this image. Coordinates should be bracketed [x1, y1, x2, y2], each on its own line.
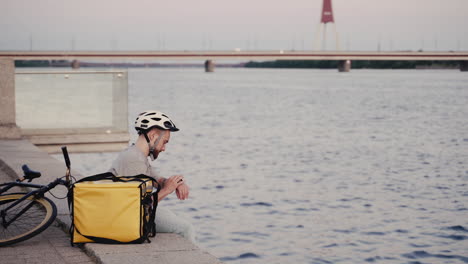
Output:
[153, 150, 159, 159]
[150, 149, 160, 161]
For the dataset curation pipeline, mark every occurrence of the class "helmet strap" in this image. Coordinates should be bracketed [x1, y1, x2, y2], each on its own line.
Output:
[143, 132, 151, 143]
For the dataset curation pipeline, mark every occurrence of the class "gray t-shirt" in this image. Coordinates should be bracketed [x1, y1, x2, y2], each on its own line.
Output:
[109, 144, 154, 177]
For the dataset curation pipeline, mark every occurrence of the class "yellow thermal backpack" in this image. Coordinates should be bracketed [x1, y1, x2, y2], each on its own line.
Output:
[67, 172, 160, 245]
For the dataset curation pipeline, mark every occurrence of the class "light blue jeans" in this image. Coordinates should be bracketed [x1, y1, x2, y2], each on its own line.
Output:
[155, 207, 196, 243]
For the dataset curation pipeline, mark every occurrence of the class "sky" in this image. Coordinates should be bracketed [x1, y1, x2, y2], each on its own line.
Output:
[1, 0, 468, 52]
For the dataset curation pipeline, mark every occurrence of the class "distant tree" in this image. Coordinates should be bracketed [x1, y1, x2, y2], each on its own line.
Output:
[15, 60, 50, 67]
[245, 60, 459, 69]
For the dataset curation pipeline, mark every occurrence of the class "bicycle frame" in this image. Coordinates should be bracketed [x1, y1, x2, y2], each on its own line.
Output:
[0, 178, 68, 228]
[0, 177, 68, 197]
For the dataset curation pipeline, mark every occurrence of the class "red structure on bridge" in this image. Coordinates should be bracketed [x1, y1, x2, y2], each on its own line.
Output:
[321, 0, 334, 23]
[315, 0, 340, 51]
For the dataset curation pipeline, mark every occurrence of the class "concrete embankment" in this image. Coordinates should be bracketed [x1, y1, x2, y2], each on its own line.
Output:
[0, 139, 221, 264]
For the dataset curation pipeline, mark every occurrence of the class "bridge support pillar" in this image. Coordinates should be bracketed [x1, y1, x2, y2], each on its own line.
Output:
[205, 60, 214, 72]
[338, 60, 351, 72]
[460, 61, 468, 72]
[0, 58, 22, 139]
[71, 59, 80, 69]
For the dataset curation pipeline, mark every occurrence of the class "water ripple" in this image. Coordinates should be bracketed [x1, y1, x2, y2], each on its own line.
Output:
[437, 234, 467, 241]
[362, 231, 387, 236]
[240, 202, 273, 207]
[231, 231, 270, 238]
[220, 252, 261, 262]
[395, 229, 410, 234]
[409, 243, 431, 248]
[333, 228, 357, 234]
[364, 256, 397, 262]
[323, 243, 338, 248]
[231, 238, 252, 243]
[310, 258, 334, 264]
[446, 225, 468, 232]
[402, 250, 468, 263]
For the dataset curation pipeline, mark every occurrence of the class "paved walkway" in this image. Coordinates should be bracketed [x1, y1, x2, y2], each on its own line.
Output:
[0, 164, 95, 264]
[0, 223, 95, 264]
[0, 139, 221, 264]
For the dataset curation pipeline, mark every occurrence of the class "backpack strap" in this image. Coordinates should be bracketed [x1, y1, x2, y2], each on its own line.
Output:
[74, 172, 115, 183]
[73, 226, 147, 244]
[148, 184, 160, 238]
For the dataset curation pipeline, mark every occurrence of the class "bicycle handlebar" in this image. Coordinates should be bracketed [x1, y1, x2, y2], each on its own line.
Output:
[61, 146, 71, 170]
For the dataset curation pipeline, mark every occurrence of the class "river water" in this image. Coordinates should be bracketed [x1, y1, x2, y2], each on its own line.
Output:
[65, 68, 467, 264]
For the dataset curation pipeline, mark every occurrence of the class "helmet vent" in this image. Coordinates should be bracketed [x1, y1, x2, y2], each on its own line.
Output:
[151, 118, 162, 121]
[164, 121, 174, 129]
[145, 112, 156, 116]
[141, 119, 150, 124]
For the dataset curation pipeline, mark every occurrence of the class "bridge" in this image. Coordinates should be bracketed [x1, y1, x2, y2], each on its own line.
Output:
[1, 50, 468, 72]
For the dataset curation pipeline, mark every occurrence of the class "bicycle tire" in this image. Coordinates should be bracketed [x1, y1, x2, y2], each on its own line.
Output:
[0, 193, 57, 246]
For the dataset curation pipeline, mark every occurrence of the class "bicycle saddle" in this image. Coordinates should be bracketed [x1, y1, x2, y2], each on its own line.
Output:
[22, 164, 41, 182]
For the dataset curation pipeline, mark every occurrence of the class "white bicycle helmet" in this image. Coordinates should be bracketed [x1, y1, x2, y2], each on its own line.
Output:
[135, 110, 179, 133]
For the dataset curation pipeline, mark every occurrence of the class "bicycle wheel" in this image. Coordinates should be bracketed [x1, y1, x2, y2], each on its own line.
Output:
[0, 193, 57, 246]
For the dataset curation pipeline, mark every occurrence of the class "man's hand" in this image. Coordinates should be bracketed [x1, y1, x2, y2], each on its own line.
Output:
[176, 183, 190, 200]
[164, 175, 184, 194]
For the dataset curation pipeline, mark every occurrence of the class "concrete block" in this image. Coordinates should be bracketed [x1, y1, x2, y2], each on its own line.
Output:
[0, 59, 21, 138]
[338, 60, 351, 72]
[94, 249, 222, 264]
[205, 60, 215, 72]
[461, 61, 468, 72]
[0, 58, 16, 124]
[0, 125, 22, 139]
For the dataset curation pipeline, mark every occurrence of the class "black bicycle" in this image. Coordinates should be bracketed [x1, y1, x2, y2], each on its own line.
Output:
[0, 146, 72, 246]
